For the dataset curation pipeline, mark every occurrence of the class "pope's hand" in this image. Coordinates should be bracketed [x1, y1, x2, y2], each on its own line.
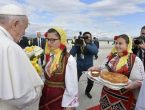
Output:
[88, 67, 99, 71]
[124, 81, 140, 90]
[41, 85, 44, 89]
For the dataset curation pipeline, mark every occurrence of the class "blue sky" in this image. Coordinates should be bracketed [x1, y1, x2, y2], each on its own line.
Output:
[1, 0, 145, 39]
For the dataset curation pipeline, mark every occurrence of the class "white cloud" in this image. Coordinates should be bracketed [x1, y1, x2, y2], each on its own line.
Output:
[95, 21, 121, 28]
[88, 0, 145, 17]
[0, 0, 145, 39]
[24, 0, 86, 14]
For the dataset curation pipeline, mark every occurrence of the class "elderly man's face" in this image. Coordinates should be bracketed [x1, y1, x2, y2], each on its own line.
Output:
[15, 16, 28, 43]
[37, 32, 41, 38]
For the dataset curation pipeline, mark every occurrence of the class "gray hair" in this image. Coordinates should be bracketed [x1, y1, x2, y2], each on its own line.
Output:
[0, 14, 26, 26]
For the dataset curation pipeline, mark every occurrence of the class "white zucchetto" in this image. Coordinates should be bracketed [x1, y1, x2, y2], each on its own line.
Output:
[0, 4, 26, 15]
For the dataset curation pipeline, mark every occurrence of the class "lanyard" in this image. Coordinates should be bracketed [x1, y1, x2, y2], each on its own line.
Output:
[81, 46, 84, 54]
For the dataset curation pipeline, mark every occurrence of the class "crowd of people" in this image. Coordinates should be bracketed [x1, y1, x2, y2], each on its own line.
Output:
[1, 3, 145, 110]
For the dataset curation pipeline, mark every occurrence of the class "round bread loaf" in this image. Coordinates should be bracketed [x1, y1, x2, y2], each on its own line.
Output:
[91, 70, 100, 77]
[100, 71, 128, 83]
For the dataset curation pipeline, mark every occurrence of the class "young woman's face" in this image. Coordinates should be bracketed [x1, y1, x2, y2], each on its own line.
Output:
[47, 33, 61, 50]
[115, 37, 128, 53]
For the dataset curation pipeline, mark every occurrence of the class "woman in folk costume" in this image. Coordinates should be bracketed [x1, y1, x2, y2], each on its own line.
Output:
[88, 34, 145, 110]
[39, 27, 79, 110]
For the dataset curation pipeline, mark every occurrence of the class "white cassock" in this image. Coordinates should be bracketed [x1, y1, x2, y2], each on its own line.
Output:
[42, 53, 79, 107]
[0, 26, 44, 110]
[135, 76, 145, 110]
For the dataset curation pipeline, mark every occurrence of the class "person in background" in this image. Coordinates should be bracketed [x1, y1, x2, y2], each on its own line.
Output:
[28, 37, 33, 46]
[33, 31, 46, 65]
[67, 39, 69, 44]
[17, 35, 28, 49]
[108, 40, 109, 44]
[93, 37, 99, 59]
[88, 34, 144, 110]
[39, 27, 79, 110]
[132, 26, 145, 70]
[0, 4, 43, 110]
[70, 32, 98, 99]
[112, 39, 116, 45]
[71, 36, 77, 47]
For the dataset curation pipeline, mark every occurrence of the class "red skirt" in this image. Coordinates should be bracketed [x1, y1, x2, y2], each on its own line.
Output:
[100, 86, 134, 110]
[39, 84, 65, 110]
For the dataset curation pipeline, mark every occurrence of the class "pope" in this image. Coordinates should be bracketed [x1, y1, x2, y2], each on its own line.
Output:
[0, 4, 44, 110]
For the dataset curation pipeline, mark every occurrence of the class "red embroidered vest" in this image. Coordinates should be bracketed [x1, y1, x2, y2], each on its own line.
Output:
[43, 52, 70, 88]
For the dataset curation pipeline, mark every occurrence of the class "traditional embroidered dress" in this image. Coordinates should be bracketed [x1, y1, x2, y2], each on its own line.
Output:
[99, 53, 144, 110]
[39, 27, 79, 110]
[39, 52, 79, 110]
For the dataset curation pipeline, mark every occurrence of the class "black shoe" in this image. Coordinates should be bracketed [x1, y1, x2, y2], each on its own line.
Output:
[85, 92, 92, 99]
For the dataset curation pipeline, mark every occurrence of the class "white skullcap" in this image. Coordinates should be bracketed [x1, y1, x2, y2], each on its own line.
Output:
[0, 4, 26, 15]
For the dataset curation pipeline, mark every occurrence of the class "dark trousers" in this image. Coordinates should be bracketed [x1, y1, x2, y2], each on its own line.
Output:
[40, 54, 44, 65]
[77, 69, 94, 93]
[95, 54, 98, 59]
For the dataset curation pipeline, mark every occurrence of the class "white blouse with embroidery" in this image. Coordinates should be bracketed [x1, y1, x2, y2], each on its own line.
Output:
[41, 53, 79, 107]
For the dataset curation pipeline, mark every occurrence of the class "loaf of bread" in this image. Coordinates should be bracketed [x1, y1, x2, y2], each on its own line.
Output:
[100, 71, 128, 83]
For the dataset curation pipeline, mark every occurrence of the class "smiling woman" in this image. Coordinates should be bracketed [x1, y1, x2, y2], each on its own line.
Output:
[88, 34, 145, 110]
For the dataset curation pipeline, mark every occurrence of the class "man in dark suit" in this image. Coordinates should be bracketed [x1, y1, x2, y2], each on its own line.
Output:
[33, 32, 46, 65]
[17, 36, 28, 49]
[132, 26, 145, 69]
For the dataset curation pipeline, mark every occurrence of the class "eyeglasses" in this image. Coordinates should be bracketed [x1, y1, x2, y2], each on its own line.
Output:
[46, 38, 59, 43]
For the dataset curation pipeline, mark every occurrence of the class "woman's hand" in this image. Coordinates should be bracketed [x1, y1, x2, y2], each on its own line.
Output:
[88, 66, 100, 71]
[65, 107, 71, 110]
[41, 85, 44, 89]
[124, 81, 140, 90]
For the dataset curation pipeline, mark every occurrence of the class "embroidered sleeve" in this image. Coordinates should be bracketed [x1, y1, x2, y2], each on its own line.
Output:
[61, 55, 79, 107]
[130, 56, 145, 100]
[99, 57, 109, 71]
[130, 56, 144, 82]
[136, 81, 142, 87]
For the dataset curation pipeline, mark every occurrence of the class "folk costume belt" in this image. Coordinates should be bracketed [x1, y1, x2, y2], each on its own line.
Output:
[45, 80, 65, 88]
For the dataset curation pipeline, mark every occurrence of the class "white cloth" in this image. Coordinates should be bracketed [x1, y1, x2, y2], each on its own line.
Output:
[99, 55, 145, 99]
[135, 78, 145, 110]
[0, 26, 44, 110]
[42, 53, 79, 107]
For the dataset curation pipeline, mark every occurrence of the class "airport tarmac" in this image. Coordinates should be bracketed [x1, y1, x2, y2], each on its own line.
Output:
[26, 41, 114, 110]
